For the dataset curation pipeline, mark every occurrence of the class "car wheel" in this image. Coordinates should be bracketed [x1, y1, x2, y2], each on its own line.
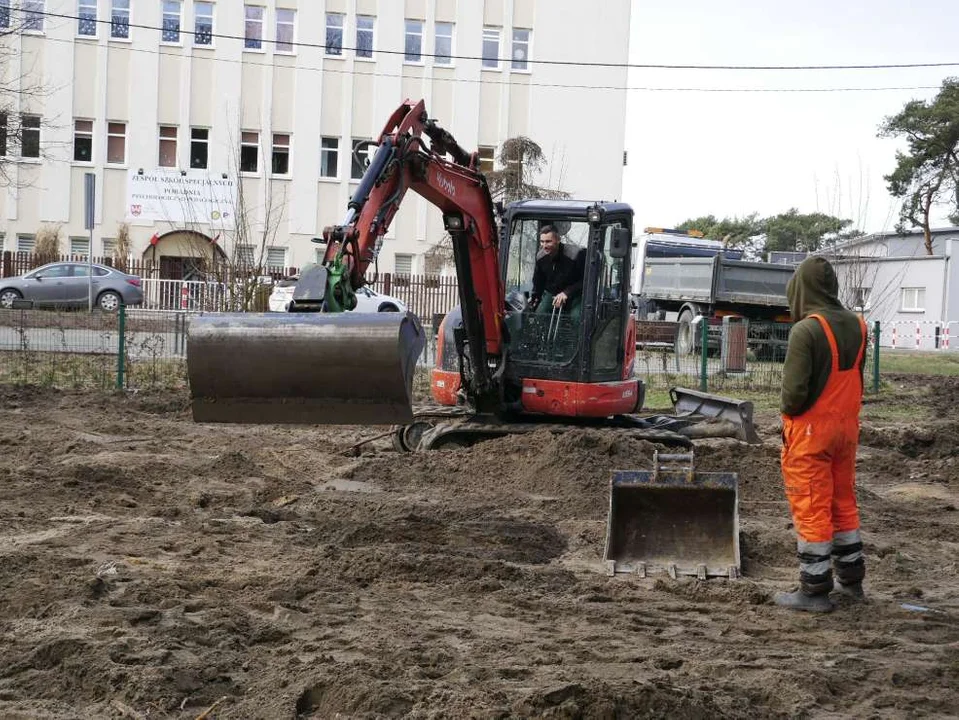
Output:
[379, 304, 400, 312]
[97, 291, 122, 312]
[0, 289, 22, 309]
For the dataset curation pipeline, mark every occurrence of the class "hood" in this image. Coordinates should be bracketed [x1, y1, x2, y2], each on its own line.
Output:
[786, 256, 842, 322]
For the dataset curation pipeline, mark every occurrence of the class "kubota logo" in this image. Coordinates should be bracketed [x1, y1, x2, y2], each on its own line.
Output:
[435, 171, 456, 197]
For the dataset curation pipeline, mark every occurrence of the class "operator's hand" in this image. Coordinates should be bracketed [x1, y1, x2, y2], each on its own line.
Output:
[552, 292, 568, 308]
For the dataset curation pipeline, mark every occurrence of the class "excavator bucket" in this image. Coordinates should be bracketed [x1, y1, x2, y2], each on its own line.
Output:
[670, 387, 761, 444]
[187, 311, 426, 425]
[603, 452, 741, 579]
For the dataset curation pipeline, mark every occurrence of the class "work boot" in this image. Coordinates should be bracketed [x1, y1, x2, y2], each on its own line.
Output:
[833, 581, 866, 601]
[774, 589, 834, 613]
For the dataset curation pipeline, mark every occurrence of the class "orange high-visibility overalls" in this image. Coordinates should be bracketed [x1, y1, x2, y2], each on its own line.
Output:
[781, 313, 868, 592]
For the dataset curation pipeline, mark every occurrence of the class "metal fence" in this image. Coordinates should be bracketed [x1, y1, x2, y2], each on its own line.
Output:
[634, 318, 881, 394]
[1, 251, 461, 319]
[0, 305, 882, 398]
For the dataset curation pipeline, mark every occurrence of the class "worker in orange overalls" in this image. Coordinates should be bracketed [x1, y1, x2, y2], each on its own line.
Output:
[776, 256, 867, 613]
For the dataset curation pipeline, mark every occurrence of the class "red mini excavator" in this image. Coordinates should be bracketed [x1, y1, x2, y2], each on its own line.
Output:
[186, 99, 756, 578]
[188, 99, 756, 449]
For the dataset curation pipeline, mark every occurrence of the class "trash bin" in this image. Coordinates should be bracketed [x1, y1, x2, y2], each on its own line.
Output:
[721, 316, 748, 373]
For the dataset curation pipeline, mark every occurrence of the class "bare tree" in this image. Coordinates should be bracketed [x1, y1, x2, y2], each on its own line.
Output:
[426, 136, 569, 267]
[150, 129, 288, 311]
[0, 2, 60, 187]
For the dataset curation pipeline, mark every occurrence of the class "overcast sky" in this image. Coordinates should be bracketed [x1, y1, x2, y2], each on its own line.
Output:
[622, 0, 959, 236]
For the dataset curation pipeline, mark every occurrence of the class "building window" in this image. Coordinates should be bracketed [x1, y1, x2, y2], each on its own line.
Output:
[395, 253, 413, 275]
[275, 8, 295, 53]
[351, 138, 373, 180]
[21, 115, 40, 158]
[240, 131, 258, 172]
[0, 113, 7, 156]
[315, 247, 325, 264]
[272, 133, 290, 175]
[0, 0, 9, 29]
[477, 146, 495, 173]
[190, 128, 209, 169]
[107, 122, 126, 164]
[70, 237, 90, 257]
[74, 119, 93, 162]
[511, 29, 530, 71]
[18, 234, 36, 253]
[161, 0, 181, 43]
[110, 0, 129, 39]
[266, 246, 287, 269]
[404, 20, 423, 62]
[78, 0, 97, 36]
[482, 27, 500, 69]
[434, 22, 453, 65]
[325, 13, 343, 55]
[23, 0, 44, 32]
[901, 287, 925, 312]
[320, 137, 338, 178]
[102, 238, 116, 257]
[244, 5, 263, 49]
[194, 1, 213, 45]
[236, 244, 255, 266]
[158, 125, 177, 167]
[356, 15, 374, 58]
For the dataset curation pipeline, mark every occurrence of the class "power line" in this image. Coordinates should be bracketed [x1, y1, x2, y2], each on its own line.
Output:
[29, 7, 959, 73]
[24, 29, 946, 96]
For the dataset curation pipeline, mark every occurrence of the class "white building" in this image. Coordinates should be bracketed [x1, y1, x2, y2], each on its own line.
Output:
[0, 0, 631, 280]
[826, 227, 959, 349]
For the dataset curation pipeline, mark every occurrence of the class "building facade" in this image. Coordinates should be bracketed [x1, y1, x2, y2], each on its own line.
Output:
[0, 0, 631, 279]
[827, 227, 959, 348]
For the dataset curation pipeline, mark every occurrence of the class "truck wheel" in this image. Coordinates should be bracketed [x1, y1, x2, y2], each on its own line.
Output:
[675, 309, 697, 355]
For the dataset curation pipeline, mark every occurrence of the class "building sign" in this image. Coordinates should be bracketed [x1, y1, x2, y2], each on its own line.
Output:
[126, 169, 238, 227]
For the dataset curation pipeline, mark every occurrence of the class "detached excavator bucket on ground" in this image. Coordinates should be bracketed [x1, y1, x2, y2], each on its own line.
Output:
[188, 311, 425, 425]
[604, 452, 741, 579]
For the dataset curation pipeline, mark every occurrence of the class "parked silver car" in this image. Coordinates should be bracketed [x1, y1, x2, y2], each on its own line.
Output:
[0, 262, 144, 311]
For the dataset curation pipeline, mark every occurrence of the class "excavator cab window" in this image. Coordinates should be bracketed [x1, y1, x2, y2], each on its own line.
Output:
[590, 222, 629, 377]
[505, 217, 588, 366]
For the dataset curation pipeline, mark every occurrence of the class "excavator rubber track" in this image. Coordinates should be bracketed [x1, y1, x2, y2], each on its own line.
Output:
[390, 386, 761, 452]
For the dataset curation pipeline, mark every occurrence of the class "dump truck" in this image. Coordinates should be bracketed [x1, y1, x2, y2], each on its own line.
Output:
[630, 229, 794, 355]
[187, 99, 755, 578]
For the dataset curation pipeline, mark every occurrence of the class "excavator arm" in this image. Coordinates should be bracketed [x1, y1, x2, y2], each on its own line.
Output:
[313, 99, 506, 408]
[187, 99, 506, 423]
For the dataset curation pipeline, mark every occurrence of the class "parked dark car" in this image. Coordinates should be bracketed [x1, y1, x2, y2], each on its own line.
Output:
[0, 262, 144, 311]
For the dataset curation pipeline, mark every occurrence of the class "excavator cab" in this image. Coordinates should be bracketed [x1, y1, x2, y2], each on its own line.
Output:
[433, 201, 640, 418]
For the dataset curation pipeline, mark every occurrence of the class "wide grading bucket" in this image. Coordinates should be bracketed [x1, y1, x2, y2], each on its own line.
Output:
[187, 311, 425, 425]
[603, 452, 741, 579]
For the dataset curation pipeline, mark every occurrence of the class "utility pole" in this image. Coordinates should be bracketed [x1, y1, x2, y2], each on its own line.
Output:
[84, 173, 96, 311]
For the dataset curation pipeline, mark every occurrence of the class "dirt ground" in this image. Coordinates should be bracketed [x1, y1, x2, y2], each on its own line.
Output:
[1, 374, 958, 719]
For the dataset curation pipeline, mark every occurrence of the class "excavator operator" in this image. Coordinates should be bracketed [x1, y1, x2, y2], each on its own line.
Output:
[528, 224, 587, 319]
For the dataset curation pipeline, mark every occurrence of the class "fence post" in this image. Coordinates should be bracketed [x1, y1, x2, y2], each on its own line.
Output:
[872, 320, 880, 394]
[1, 250, 10, 278]
[116, 303, 126, 390]
[699, 317, 708, 392]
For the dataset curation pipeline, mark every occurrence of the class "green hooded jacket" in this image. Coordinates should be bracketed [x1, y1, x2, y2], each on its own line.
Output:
[781, 256, 865, 416]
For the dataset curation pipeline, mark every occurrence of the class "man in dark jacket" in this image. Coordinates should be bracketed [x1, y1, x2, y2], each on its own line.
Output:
[776, 256, 868, 613]
[529, 225, 586, 316]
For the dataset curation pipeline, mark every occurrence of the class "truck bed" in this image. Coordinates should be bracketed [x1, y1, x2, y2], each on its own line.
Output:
[641, 256, 792, 309]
